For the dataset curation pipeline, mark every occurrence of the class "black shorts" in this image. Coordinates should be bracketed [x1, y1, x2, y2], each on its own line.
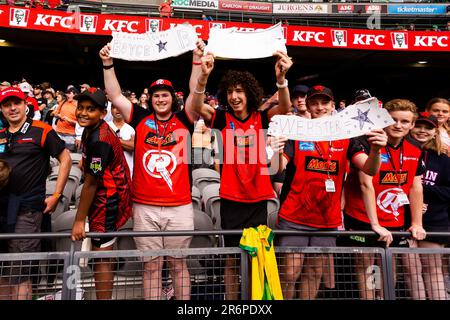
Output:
[220, 198, 267, 247]
[423, 224, 450, 245]
[342, 214, 409, 248]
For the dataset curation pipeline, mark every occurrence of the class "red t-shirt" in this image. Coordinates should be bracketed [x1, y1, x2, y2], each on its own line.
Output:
[211, 109, 274, 202]
[344, 136, 425, 228]
[129, 104, 194, 206]
[279, 138, 366, 228]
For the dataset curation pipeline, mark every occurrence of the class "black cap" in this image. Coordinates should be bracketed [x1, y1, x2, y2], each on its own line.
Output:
[306, 85, 334, 102]
[291, 85, 309, 98]
[415, 112, 438, 128]
[66, 87, 80, 95]
[74, 90, 107, 109]
[354, 89, 372, 102]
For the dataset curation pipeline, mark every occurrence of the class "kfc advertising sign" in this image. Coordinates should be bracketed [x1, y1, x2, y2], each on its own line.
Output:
[0, 5, 449, 52]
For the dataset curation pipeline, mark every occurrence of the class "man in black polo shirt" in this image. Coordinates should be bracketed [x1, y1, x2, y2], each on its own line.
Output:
[0, 87, 71, 300]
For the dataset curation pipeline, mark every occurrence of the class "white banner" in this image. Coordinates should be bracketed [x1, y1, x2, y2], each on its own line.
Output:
[268, 98, 394, 141]
[205, 23, 287, 59]
[109, 24, 198, 61]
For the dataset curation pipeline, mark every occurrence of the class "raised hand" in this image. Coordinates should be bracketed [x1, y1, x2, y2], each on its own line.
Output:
[99, 43, 113, 65]
[274, 50, 293, 82]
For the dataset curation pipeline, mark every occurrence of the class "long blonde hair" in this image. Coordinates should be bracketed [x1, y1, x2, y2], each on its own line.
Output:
[425, 97, 450, 135]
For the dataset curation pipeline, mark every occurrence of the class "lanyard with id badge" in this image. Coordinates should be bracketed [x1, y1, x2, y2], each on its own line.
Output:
[385, 145, 409, 206]
[314, 141, 336, 193]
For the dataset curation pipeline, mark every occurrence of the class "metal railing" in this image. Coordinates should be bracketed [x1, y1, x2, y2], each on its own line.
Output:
[0, 230, 449, 300]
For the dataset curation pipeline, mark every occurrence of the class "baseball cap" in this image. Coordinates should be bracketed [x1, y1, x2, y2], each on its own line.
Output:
[149, 79, 175, 95]
[0, 81, 11, 87]
[18, 82, 32, 93]
[415, 112, 438, 128]
[306, 85, 334, 102]
[0, 87, 26, 104]
[80, 83, 91, 89]
[354, 89, 372, 102]
[66, 87, 80, 95]
[291, 85, 309, 98]
[74, 90, 107, 109]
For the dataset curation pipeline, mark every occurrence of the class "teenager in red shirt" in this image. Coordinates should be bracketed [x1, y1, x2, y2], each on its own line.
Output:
[343, 99, 426, 299]
[192, 51, 293, 299]
[99, 41, 205, 300]
[270, 85, 387, 299]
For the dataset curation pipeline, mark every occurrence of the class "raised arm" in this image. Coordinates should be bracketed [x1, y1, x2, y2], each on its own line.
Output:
[185, 39, 208, 122]
[267, 50, 293, 120]
[191, 52, 216, 125]
[99, 43, 133, 122]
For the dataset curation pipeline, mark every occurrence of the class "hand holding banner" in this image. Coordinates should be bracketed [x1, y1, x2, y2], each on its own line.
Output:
[205, 22, 287, 59]
[268, 98, 394, 141]
[109, 24, 197, 61]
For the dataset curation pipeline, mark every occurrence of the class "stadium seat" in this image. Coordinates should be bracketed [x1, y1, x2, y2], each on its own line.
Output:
[70, 152, 82, 165]
[201, 183, 221, 230]
[267, 198, 280, 229]
[192, 168, 220, 193]
[48, 166, 82, 204]
[75, 183, 83, 207]
[191, 185, 201, 211]
[188, 210, 216, 276]
[46, 180, 70, 219]
[52, 210, 93, 279]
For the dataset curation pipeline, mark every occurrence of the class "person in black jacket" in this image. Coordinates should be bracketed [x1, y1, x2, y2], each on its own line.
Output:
[410, 112, 450, 300]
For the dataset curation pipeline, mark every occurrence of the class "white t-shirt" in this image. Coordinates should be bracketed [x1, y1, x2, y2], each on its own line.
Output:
[107, 121, 135, 177]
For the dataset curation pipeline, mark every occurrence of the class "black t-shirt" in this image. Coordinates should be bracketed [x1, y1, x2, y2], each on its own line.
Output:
[0, 118, 65, 195]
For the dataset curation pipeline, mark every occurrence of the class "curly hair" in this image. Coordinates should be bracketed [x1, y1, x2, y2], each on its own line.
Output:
[217, 70, 263, 114]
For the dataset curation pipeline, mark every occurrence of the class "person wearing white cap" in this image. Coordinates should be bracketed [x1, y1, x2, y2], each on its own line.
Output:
[18, 82, 41, 121]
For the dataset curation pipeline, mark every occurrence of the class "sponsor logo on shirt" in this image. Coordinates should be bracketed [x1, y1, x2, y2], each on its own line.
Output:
[379, 171, 408, 186]
[381, 153, 389, 163]
[304, 156, 339, 175]
[234, 134, 255, 148]
[90, 157, 103, 174]
[299, 142, 314, 151]
[145, 132, 176, 147]
[17, 138, 35, 144]
[145, 119, 157, 130]
[403, 156, 418, 161]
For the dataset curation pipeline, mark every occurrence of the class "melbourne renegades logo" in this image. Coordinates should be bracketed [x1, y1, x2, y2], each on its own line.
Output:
[9, 8, 30, 27]
[142, 150, 177, 191]
[376, 187, 404, 220]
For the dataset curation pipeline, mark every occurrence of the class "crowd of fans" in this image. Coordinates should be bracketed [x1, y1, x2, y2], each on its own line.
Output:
[0, 38, 450, 301]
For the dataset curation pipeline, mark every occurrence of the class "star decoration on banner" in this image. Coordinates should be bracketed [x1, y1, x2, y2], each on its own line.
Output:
[157, 40, 167, 52]
[351, 108, 374, 130]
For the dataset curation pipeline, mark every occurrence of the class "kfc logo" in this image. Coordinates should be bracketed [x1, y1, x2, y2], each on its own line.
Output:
[332, 30, 347, 47]
[79, 15, 98, 33]
[146, 19, 161, 33]
[391, 32, 408, 49]
[9, 8, 30, 27]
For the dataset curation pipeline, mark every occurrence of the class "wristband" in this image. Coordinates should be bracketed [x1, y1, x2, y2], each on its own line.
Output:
[103, 64, 114, 70]
[276, 79, 288, 89]
[194, 88, 206, 94]
[192, 61, 202, 65]
[53, 192, 61, 200]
